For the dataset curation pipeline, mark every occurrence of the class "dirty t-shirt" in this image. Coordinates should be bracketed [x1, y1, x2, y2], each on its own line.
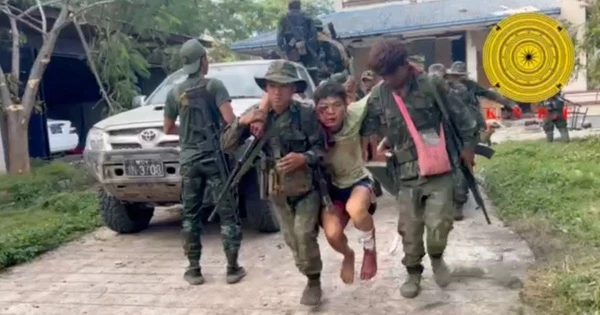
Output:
[163, 75, 230, 165]
[324, 97, 370, 188]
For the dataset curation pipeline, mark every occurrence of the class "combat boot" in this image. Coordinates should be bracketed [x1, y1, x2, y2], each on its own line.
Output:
[226, 265, 246, 284]
[558, 128, 570, 142]
[545, 132, 554, 142]
[453, 204, 464, 221]
[183, 265, 205, 285]
[225, 251, 246, 284]
[400, 266, 422, 298]
[431, 256, 451, 288]
[300, 275, 322, 306]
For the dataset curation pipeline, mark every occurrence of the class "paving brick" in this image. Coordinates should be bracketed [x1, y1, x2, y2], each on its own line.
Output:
[0, 195, 533, 314]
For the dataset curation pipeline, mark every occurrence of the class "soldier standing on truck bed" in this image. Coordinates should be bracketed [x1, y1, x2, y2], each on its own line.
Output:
[163, 39, 246, 286]
[277, 0, 319, 81]
[314, 19, 350, 83]
[221, 60, 327, 306]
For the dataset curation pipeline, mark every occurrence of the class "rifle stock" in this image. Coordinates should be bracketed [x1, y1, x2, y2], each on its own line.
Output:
[429, 80, 492, 224]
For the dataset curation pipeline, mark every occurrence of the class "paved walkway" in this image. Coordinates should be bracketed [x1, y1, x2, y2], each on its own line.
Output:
[0, 193, 533, 315]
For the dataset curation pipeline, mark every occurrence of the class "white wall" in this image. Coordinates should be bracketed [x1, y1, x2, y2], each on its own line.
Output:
[560, 0, 588, 92]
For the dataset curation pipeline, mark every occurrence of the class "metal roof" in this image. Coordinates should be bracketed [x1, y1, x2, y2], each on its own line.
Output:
[231, 0, 561, 51]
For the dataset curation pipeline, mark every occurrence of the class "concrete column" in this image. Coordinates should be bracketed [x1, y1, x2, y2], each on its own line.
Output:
[465, 30, 478, 81]
[560, 0, 587, 92]
[0, 125, 6, 174]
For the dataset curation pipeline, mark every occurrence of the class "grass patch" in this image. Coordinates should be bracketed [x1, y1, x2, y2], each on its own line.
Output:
[477, 136, 600, 314]
[0, 161, 101, 270]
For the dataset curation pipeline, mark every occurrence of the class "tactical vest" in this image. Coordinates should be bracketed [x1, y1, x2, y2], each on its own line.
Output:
[174, 79, 222, 151]
[317, 32, 349, 69]
[284, 11, 309, 42]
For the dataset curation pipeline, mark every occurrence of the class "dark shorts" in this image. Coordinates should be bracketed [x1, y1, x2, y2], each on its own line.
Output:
[325, 177, 377, 228]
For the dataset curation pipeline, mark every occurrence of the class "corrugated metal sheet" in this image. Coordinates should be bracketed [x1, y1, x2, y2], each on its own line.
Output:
[231, 0, 561, 51]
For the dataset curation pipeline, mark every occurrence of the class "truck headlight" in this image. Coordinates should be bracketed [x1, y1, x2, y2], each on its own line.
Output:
[85, 127, 108, 151]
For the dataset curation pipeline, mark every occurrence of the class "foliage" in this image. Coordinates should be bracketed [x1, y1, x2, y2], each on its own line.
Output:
[0, 161, 100, 270]
[476, 136, 600, 314]
[582, 2, 600, 89]
[84, 0, 334, 114]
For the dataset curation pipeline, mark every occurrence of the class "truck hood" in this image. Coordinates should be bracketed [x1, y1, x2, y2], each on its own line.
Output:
[93, 98, 260, 130]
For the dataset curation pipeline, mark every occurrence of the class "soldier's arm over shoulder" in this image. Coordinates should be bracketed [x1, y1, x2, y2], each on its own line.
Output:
[208, 78, 235, 124]
[432, 77, 478, 150]
[220, 104, 254, 154]
[462, 78, 514, 109]
[302, 104, 326, 166]
[360, 86, 384, 138]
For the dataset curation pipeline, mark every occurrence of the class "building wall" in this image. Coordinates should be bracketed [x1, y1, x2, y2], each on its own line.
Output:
[464, 2, 588, 92]
[349, 37, 461, 78]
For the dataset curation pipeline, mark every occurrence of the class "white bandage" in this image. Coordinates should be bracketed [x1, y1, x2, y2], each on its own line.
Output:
[358, 229, 375, 250]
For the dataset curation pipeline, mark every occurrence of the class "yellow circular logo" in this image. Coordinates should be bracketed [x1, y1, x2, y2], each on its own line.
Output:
[482, 13, 575, 103]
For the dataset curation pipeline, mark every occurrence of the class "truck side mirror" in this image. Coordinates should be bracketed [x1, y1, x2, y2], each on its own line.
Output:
[132, 95, 146, 108]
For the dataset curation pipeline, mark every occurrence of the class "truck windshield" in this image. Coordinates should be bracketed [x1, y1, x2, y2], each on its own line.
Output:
[145, 63, 271, 105]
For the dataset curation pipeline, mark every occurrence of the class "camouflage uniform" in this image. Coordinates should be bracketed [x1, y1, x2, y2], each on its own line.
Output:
[362, 72, 479, 298]
[277, 0, 319, 77]
[221, 60, 326, 306]
[164, 39, 244, 285]
[314, 19, 348, 84]
[541, 93, 570, 142]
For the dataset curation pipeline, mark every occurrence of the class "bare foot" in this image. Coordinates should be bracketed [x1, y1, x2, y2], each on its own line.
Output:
[340, 250, 355, 284]
[360, 248, 378, 280]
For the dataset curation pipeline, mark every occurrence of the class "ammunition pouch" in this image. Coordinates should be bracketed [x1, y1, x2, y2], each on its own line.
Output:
[268, 165, 312, 198]
[391, 146, 419, 182]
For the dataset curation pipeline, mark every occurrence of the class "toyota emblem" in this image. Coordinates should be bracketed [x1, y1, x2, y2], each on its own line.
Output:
[140, 129, 158, 142]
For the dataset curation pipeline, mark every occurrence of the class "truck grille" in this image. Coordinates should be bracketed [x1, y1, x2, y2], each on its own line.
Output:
[111, 143, 142, 150]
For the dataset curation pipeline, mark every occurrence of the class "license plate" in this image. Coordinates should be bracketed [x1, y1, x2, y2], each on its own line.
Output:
[124, 159, 164, 177]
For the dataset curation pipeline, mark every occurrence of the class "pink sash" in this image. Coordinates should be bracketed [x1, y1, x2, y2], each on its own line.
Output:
[392, 93, 452, 176]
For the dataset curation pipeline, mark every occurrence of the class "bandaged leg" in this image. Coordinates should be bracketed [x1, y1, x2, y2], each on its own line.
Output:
[346, 186, 378, 280]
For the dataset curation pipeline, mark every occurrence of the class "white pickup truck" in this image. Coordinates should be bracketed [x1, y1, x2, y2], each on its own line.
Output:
[83, 60, 316, 234]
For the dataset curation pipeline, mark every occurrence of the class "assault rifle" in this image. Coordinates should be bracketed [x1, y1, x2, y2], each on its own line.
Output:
[187, 85, 240, 224]
[208, 136, 263, 223]
[429, 79, 492, 224]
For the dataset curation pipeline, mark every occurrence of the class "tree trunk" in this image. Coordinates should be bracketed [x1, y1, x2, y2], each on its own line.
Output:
[6, 110, 30, 174]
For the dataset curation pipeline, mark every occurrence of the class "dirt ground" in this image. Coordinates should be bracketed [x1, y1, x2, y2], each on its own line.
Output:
[0, 194, 533, 315]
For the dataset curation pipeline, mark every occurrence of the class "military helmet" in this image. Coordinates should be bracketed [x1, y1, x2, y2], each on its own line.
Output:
[427, 63, 446, 77]
[314, 19, 324, 32]
[447, 61, 468, 75]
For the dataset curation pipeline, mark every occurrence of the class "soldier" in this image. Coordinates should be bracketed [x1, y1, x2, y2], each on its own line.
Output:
[314, 19, 349, 83]
[446, 61, 521, 116]
[277, 0, 319, 76]
[362, 39, 479, 299]
[163, 39, 246, 285]
[329, 72, 358, 104]
[439, 62, 482, 221]
[360, 70, 380, 96]
[427, 63, 446, 79]
[221, 60, 326, 306]
[541, 92, 570, 142]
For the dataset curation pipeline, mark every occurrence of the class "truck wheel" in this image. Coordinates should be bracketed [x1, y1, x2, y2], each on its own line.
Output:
[244, 198, 280, 233]
[99, 189, 154, 234]
[239, 170, 280, 233]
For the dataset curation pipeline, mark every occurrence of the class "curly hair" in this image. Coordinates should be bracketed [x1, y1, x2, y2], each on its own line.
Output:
[314, 81, 347, 105]
[368, 38, 408, 76]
